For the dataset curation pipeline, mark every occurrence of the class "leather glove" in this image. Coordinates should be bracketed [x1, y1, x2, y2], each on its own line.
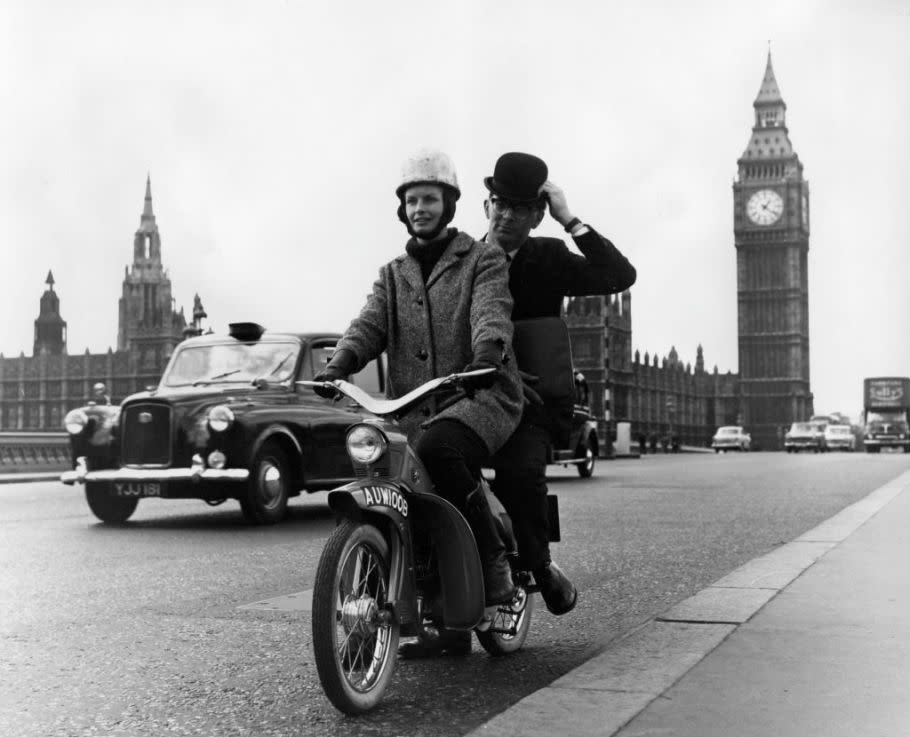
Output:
[461, 359, 500, 392]
[312, 348, 356, 399]
[460, 340, 504, 393]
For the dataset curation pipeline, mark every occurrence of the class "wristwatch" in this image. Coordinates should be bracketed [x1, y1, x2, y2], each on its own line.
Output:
[563, 217, 582, 233]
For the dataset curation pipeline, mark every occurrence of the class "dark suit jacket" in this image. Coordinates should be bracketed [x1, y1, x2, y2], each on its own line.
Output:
[506, 228, 636, 320]
[503, 227, 636, 443]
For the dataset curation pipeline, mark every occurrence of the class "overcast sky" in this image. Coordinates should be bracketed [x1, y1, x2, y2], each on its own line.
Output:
[2, 0, 908, 418]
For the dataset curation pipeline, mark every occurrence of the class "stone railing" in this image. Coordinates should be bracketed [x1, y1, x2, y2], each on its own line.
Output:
[0, 432, 71, 473]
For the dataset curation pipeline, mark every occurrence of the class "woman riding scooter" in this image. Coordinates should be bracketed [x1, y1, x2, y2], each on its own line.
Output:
[313, 149, 524, 621]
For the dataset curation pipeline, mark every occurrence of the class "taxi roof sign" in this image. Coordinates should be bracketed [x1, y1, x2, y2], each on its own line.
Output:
[228, 322, 266, 341]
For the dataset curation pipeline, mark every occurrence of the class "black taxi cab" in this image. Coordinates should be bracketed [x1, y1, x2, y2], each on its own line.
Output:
[61, 323, 383, 525]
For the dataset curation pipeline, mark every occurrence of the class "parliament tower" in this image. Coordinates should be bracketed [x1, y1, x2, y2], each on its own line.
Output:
[733, 52, 813, 449]
[117, 176, 187, 371]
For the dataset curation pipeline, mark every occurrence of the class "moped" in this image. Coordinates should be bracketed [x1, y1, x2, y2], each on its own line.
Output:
[300, 370, 553, 715]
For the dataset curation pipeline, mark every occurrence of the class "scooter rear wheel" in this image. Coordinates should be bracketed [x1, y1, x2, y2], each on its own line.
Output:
[312, 519, 399, 714]
[476, 585, 533, 656]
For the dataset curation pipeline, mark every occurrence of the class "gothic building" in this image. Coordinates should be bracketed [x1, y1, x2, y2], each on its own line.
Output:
[565, 294, 740, 449]
[733, 51, 813, 449]
[33, 271, 67, 357]
[0, 177, 194, 430]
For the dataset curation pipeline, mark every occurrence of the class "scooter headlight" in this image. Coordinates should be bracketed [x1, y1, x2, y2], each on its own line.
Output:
[207, 405, 235, 433]
[64, 409, 90, 435]
[346, 424, 387, 464]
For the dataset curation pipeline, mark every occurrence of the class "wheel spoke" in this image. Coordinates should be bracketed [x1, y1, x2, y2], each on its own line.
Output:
[333, 540, 392, 693]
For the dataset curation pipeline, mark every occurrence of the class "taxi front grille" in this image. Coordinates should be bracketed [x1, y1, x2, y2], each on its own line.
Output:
[121, 403, 172, 466]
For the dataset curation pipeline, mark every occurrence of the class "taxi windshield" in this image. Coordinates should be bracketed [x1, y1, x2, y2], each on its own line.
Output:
[163, 341, 300, 387]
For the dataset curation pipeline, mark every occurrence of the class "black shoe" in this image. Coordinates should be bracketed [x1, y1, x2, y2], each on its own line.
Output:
[534, 562, 577, 615]
[484, 554, 517, 605]
[398, 628, 472, 659]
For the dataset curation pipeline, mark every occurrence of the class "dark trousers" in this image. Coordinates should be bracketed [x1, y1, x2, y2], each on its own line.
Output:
[414, 419, 488, 510]
[490, 421, 550, 571]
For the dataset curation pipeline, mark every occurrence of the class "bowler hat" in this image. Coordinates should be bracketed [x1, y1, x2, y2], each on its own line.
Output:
[484, 152, 548, 203]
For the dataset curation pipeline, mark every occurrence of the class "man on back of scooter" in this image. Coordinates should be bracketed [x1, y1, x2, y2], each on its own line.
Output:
[403, 152, 638, 659]
[484, 152, 637, 615]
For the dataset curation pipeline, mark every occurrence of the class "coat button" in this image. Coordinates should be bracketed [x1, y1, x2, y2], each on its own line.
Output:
[417, 349, 428, 360]
[416, 297, 424, 306]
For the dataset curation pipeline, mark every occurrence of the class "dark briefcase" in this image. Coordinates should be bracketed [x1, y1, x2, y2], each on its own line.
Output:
[512, 317, 576, 449]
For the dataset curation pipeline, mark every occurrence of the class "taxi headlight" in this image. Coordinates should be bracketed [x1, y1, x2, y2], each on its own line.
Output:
[207, 405, 235, 433]
[207, 450, 227, 469]
[64, 409, 90, 435]
[346, 424, 387, 465]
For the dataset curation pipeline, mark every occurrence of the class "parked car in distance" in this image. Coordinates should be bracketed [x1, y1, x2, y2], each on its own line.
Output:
[61, 323, 385, 525]
[711, 425, 751, 452]
[824, 424, 856, 452]
[549, 388, 600, 477]
[784, 421, 827, 453]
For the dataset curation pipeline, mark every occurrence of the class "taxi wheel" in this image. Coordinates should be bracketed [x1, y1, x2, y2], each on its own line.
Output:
[577, 437, 596, 478]
[241, 441, 290, 524]
[85, 483, 138, 524]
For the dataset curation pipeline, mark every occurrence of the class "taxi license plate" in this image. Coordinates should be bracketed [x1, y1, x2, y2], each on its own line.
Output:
[113, 482, 162, 498]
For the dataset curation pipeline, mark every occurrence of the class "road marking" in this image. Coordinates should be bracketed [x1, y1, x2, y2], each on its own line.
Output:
[237, 589, 312, 612]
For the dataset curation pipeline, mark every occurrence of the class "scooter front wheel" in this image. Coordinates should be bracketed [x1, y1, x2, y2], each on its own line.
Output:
[476, 585, 533, 656]
[312, 519, 399, 715]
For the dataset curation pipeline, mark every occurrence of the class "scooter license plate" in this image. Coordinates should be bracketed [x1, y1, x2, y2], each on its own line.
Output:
[113, 482, 162, 498]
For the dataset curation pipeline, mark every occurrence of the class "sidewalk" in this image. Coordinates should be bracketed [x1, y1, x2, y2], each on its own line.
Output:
[471, 468, 910, 737]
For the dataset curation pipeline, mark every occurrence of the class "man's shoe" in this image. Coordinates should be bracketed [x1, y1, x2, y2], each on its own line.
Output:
[398, 627, 472, 659]
[534, 562, 577, 615]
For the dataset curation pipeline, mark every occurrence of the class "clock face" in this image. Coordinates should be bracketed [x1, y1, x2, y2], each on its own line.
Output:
[746, 189, 784, 226]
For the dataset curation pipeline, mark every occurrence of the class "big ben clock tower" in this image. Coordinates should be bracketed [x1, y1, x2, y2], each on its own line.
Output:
[733, 51, 813, 449]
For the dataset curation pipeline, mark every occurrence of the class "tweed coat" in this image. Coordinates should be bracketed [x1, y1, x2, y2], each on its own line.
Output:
[335, 230, 523, 454]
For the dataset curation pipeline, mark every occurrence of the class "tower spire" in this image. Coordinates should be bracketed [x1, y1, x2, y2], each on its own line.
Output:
[754, 48, 784, 107]
[138, 173, 157, 233]
[46, 269, 55, 289]
[143, 173, 154, 218]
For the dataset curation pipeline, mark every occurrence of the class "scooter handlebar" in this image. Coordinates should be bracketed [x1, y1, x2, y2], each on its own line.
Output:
[297, 368, 494, 417]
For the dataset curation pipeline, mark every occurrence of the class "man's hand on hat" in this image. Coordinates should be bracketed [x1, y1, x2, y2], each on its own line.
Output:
[538, 181, 574, 228]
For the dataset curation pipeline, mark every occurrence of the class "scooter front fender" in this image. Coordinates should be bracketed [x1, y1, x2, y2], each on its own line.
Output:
[326, 482, 418, 627]
[327, 482, 486, 630]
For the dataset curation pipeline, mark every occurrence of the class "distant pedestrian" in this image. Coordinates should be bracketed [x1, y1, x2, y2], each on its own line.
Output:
[91, 382, 110, 405]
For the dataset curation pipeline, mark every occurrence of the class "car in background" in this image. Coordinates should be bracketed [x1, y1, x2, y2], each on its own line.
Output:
[784, 421, 827, 453]
[61, 323, 385, 525]
[711, 425, 752, 452]
[549, 384, 600, 477]
[824, 424, 856, 451]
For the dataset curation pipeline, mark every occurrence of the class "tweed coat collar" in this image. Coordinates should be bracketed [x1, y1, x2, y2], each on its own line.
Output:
[394, 230, 473, 291]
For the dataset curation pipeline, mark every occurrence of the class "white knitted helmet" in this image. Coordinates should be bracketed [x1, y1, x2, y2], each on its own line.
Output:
[395, 149, 461, 199]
